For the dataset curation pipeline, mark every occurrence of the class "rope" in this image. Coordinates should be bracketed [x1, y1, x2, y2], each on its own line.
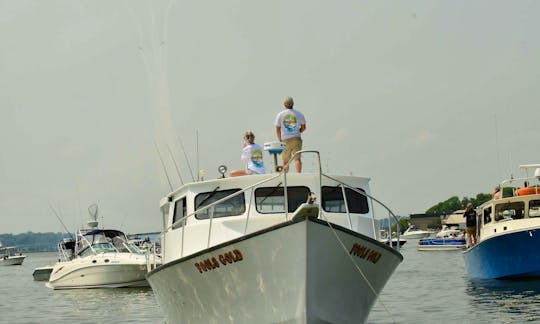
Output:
[318, 211, 397, 324]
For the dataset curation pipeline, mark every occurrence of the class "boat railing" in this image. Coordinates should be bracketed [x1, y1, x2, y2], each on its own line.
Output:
[168, 150, 402, 257]
[321, 173, 401, 248]
[282, 150, 401, 246]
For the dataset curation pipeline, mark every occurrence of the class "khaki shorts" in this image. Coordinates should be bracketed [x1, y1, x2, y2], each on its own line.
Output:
[466, 226, 476, 235]
[283, 137, 302, 161]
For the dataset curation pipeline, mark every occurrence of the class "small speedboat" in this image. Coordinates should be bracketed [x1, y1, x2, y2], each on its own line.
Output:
[0, 246, 26, 265]
[417, 237, 467, 251]
[401, 225, 433, 239]
[47, 205, 154, 289]
[379, 237, 407, 247]
[435, 225, 463, 238]
[33, 265, 54, 281]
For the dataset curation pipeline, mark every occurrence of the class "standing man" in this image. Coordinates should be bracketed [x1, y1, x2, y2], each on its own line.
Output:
[463, 203, 477, 248]
[274, 96, 306, 172]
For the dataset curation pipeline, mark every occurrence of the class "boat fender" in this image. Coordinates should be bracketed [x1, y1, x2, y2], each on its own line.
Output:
[516, 187, 539, 196]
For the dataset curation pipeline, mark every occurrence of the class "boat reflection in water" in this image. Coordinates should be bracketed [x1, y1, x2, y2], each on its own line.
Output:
[466, 279, 540, 321]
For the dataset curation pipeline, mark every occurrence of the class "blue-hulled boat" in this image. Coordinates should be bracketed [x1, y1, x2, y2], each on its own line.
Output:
[463, 164, 540, 279]
[417, 237, 466, 251]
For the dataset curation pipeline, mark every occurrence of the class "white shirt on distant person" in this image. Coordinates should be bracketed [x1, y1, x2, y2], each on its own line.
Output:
[274, 109, 306, 140]
[241, 143, 265, 174]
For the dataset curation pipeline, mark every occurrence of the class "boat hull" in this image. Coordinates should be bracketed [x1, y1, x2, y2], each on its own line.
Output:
[148, 217, 403, 324]
[0, 255, 26, 265]
[401, 233, 431, 239]
[417, 238, 466, 251]
[48, 254, 149, 289]
[463, 228, 540, 279]
[33, 265, 54, 281]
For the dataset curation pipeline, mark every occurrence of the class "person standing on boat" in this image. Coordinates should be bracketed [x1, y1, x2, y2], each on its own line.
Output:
[463, 203, 477, 247]
[230, 131, 266, 176]
[275, 96, 306, 173]
[492, 185, 502, 200]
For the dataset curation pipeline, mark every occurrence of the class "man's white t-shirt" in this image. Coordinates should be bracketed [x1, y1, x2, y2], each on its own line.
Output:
[274, 109, 306, 140]
[241, 143, 265, 174]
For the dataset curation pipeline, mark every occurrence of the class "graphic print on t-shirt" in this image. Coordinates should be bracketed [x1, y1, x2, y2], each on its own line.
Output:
[251, 149, 263, 167]
[283, 113, 298, 132]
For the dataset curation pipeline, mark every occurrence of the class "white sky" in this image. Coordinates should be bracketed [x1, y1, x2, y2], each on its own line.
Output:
[1, 1, 539, 233]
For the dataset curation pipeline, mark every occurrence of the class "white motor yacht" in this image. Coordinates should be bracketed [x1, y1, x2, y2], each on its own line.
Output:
[147, 147, 403, 323]
[47, 205, 153, 289]
[435, 224, 463, 238]
[401, 225, 433, 239]
[0, 246, 26, 265]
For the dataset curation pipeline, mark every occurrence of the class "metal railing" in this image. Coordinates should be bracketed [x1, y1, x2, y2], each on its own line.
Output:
[167, 150, 402, 257]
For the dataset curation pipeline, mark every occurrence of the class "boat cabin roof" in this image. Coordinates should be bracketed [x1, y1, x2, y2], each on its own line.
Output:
[160, 173, 371, 210]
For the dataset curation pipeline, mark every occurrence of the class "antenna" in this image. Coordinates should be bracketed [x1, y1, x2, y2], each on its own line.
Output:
[494, 114, 502, 179]
[87, 204, 99, 229]
[48, 203, 74, 240]
[166, 143, 184, 185]
[178, 136, 195, 182]
[196, 130, 200, 181]
[153, 140, 174, 192]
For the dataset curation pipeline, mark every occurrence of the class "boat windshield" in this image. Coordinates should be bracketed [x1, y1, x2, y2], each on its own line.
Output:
[77, 229, 145, 255]
[92, 242, 116, 253]
[110, 235, 144, 254]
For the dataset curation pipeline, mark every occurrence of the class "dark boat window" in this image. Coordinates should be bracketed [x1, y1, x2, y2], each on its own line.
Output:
[195, 189, 245, 219]
[172, 197, 187, 228]
[483, 206, 492, 223]
[494, 201, 525, 220]
[322, 186, 369, 214]
[255, 186, 311, 213]
[529, 200, 540, 218]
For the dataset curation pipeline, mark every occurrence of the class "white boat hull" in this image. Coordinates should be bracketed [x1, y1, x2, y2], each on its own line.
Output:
[401, 232, 431, 239]
[148, 217, 402, 324]
[48, 254, 149, 289]
[0, 255, 26, 265]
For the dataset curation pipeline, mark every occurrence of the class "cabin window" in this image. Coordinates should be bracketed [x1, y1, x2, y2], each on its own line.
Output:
[172, 197, 187, 228]
[494, 201, 525, 221]
[483, 206, 492, 224]
[322, 186, 369, 214]
[195, 189, 245, 219]
[529, 200, 540, 218]
[255, 186, 311, 213]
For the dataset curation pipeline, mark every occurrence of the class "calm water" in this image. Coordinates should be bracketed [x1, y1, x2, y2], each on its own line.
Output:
[0, 252, 165, 323]
[368, 238, 540, 323]
[2, 246, 540, 323]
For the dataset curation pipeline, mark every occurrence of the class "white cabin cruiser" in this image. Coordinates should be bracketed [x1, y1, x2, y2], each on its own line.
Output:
[147, 148, 403, 323]
[401, 225, 433, 239]
[47, 206, 151, 289]
[0, 246, 26, 265]
[435, 224, 463, 238]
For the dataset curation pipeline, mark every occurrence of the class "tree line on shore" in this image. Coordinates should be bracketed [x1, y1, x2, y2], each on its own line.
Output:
[392, 192, 493, 233]
[426, 193, 492, 214]
[0, 232, 70, 252]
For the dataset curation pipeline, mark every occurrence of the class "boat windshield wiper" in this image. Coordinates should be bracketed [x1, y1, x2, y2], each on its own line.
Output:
[195, 186, 221, 210]
[258, 182, 283, 205]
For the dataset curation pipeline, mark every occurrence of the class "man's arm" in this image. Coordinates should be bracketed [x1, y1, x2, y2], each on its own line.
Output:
[300, 124, 306, 133]
[275, 126, 282, 142]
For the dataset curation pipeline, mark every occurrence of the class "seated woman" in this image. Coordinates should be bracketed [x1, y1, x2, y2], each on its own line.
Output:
[230, 131, 266, 176]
